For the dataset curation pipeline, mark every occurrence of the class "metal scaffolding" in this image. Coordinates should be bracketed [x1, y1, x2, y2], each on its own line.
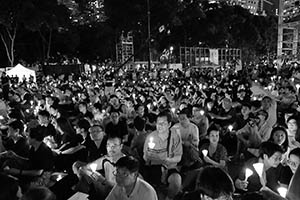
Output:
[116, 32, 134, 64]
[277, 0, 300, 59]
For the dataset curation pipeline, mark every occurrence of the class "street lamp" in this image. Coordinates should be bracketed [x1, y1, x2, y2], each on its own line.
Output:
[147, 0, 151, 71]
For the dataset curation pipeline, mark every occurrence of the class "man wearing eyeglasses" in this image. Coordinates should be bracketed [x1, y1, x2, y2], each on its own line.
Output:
[143, 111, 182, 200]
[106, 156, 158, 200]
[72, 136, 125, 198]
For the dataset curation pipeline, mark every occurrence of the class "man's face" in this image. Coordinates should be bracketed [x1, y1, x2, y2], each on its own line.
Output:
[110, 112, 119, 124]
[266, 152, 282, 168]
[156, 116, 170, 135]
[38, 115, 49, 126]
[106, 138, 122, 157]
[79, 104, 87, 113]
[178, 114, 189, 126]
[261, 98, 271, 110]
[288, 154, 300, 174]
[115, 167, 136, 187]
[241, 106, 250, 116]
[222, 99, 232, 110]
[7, 126, 17, 138]
[89, 126, 104, 141]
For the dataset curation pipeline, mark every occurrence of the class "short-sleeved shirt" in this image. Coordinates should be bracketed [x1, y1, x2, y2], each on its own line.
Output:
[29, 142, 54, 171]
[143, 130, 182, 169]
[237, 158, 281, 193]
[91, 154, 125, 185]
[106, 178, 158, 200]
[199, 143, 228, 164]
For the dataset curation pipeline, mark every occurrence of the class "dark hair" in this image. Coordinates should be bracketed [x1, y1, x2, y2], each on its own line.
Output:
[196, 166, 234, 199]
[29, 127, 44, 142]
[107, 136, 122, 144]
[115, 156, 139, 173]
[207, 124, 219, 135]
[259, 142, 284, 159]
[157, 111, 172, 123]
[0, 173, 19, 200]
[76, 119, 91, 132]
[257, 110, 268, 120]
[289, 148, 300, 159]
[134, 117, 145, 131]
[8, 120, 24, 135]
[287, 115, 300, 142]
[21, 186, 56, 200]
[38, 110, 50, 118]
[268, 126, 289, 152]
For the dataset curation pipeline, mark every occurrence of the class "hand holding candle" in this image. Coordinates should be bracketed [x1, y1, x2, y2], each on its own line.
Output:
[202, 149, 208, 157]
[148, 137, 155, 149]
[244, 168, 253, 181]
[90, 163, 97, 172]
[228, 125, 233, 132]
[200, 110, 205, 116]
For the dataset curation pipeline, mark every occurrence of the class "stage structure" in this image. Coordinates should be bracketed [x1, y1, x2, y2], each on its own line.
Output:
[179, 47, 242, 69]
[277, 0, 300, 59]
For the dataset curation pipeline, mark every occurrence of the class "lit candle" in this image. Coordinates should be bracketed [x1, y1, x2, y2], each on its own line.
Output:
[171, 108, 176, 113]
[277, 187, 287, 198]
[200, 110, 205, 116]
[202, 149, 208, 157]
[244, 168, 253, 181]
[253, 163, 264, 177]
[296, 84, 300, 92]
[56, 174, 63, 181]
[90, 163, 97, 172]
[148, 137, 155, 149]
[228, 125, 233, 132]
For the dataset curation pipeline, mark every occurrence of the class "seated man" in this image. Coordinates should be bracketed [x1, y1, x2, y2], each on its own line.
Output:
[235, 142, 284, 193]
[106, 156, 158, 200]
[143, 111, 182, 200]
[72, 136, 125, 198]
[0, 120, 30, 168]
[3, 127, 54, 187]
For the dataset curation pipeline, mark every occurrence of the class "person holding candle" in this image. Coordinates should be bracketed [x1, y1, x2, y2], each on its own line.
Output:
[143, 111, 182, 200]
[234, 142, 284, 193]
[72, 136, 125, 198]
[199, 124, 228, 170]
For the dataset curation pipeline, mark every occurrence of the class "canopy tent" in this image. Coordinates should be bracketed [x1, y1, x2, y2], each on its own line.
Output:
[6, 64, 36, 82]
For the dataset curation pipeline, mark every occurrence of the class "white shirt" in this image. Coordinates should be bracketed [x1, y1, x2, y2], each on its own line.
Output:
[106, 178, 158, 200]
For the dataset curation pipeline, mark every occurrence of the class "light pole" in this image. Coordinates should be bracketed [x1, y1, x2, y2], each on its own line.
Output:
[147, 0, 151, 71]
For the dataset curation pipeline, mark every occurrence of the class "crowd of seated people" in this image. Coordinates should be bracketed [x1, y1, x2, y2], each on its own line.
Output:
[0, 67, 300, 200]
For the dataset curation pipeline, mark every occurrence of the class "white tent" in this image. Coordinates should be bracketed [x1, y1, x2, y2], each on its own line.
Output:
[6, 64, 36, 82]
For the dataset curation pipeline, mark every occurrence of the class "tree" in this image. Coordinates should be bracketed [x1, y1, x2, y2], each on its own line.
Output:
[0, 0, 34, 66]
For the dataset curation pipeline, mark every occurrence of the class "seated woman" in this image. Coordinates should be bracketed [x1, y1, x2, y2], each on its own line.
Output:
[199, 124, 228, 170]
[248, 126, 289, 157]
